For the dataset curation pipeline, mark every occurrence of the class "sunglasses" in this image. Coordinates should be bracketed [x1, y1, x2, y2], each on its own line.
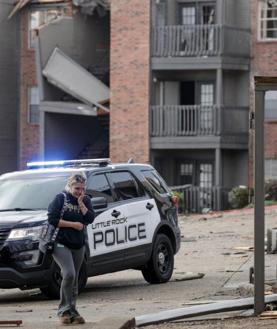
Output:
[74, 175, 86, 183]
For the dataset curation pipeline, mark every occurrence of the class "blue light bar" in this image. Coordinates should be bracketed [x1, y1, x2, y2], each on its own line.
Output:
[26, 158, 111, 169]
[27, 160, 65, 168]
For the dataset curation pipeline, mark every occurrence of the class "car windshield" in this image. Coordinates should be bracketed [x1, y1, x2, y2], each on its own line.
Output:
[0, 174, 70, 211]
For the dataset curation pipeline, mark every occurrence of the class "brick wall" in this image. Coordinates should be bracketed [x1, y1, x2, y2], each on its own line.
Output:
[19, 9, 39, 169]
[110, 0, 151, 163]
[249, 0, 277, 185]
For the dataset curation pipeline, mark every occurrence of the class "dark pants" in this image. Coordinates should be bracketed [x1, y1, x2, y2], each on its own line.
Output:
[53, 243, 85, 316]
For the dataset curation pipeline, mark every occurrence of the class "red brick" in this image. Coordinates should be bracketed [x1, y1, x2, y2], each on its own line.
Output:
[110, 0, 151, 164]
[249, 0, 277, 186]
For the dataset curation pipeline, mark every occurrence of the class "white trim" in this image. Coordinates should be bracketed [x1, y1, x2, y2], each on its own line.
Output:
[258, 0, 277, 41]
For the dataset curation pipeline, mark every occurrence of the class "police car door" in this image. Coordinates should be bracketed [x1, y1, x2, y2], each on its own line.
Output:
[85, 172, 127, 270]
[106, 171, 160, 263]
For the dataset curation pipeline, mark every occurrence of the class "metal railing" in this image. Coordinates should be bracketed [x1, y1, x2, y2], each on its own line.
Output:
[151, 105, 220, 136]
[150, 105, 248, 137]
[152, 25, 250, 58]
[171, 185, 231, 213]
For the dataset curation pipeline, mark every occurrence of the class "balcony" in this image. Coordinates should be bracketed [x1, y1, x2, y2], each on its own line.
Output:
[152, 25, 250, 69]
[171, 185, 231, 212]
[150, 105, 248, 148]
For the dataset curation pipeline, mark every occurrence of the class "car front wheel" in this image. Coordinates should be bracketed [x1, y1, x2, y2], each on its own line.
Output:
[141, 233, 174, 284]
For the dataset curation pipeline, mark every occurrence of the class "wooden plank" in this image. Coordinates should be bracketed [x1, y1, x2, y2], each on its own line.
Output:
[0, 320, 22, 326]
[8, 0, 31, 19]
[260, 311, 277, 317]
[133, 294, 277, 327]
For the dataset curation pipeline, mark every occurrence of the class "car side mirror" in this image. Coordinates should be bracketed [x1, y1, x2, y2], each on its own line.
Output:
[91, 197, 108, 209]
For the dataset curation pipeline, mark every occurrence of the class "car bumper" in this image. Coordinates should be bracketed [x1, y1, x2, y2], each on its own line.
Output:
[0, 265, 53, 289]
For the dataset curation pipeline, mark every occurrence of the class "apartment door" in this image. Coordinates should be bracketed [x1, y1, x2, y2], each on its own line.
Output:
[180, 81, 196, 134]
[180, 81, 214, 134]
[176, 160, 214, 210]
[179, 2, 216, 53]
[199, 163, 213, 209]
[198, 82, 214, 133]
[200, 3, 216, 51]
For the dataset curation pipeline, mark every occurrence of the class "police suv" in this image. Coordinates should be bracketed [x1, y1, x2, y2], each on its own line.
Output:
[0, 159, 180, 298]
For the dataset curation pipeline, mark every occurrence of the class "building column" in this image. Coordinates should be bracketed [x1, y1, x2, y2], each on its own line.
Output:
[110, 0, 151, 163]
[216, 68, 223, 105]
[216, 68, 223, 135]
[215, 148, 222, 210]
[215, 148, 222, 186]
[216, 0, 224, 25]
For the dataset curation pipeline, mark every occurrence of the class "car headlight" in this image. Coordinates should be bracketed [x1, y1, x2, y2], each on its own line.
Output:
[7, 225, 44, 241]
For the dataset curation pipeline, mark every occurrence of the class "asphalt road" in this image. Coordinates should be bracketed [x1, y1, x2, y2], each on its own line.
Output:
[1, 206, 277, 328]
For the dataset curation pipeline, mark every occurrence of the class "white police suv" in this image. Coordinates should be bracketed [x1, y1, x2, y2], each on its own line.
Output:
[0, 159, 180, 298]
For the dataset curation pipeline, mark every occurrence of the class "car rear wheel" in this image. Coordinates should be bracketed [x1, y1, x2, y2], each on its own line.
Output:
[141, 233, 174, 284]
[40, 261, 88, 299]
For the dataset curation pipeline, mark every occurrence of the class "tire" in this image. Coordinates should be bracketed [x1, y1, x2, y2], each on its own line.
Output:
[141, 233, 174, 284]
[40, 261, 88, 299]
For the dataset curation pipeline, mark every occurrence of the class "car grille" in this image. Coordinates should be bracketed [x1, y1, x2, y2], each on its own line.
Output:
[0, 228, 11, 250]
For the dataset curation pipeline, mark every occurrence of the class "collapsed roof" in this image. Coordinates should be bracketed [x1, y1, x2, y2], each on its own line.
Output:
[8, 0, 110, 19]
[73, 0, 109, 15]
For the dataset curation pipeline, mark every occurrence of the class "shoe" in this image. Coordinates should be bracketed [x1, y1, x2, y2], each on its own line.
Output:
[59, 311, 72, 325]
[71, 310, 85, 324]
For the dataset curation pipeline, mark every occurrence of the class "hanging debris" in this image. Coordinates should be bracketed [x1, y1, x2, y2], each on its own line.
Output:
[72, 0, 109, 16]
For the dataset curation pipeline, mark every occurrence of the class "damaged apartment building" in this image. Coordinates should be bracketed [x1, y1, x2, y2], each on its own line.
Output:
[6, 0, 110, 169]
[1, 0, 267, 212]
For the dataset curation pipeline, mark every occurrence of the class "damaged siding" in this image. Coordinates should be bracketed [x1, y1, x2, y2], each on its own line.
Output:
[0, 1, 20, 173]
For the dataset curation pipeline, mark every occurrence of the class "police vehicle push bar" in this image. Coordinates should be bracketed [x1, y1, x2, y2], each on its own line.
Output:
[27, 158, 111, 169]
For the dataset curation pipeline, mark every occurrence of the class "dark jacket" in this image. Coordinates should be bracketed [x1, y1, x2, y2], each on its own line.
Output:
[47, 192, 95, 249]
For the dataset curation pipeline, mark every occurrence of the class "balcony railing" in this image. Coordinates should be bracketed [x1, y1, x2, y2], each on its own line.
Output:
[171, 185, 231, 212]
[152, 25, 250, 58]
[150, 105, 248, 137]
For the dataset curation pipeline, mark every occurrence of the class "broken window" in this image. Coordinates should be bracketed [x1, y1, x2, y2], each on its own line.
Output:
[29, 8, 66, 48]
[28, 86, 39, 124]
[259, 0, 277, 40]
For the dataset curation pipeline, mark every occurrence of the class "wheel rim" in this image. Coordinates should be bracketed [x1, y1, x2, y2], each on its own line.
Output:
[156, 242, 170, 274]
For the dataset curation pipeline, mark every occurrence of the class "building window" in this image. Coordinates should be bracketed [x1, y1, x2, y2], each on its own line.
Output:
[259, 0, 277, 40]
[199, 82, 214, 131]
[155, 0, 167, 26]
[28, 86, 40, 124]
[265, 159, 277, 179]
[265, 90, 277, 120]
[180, 163, 194, 184]
[179, 2, 215, 25]
[181, 6, 196, 25]
[29, 8, 65, 48]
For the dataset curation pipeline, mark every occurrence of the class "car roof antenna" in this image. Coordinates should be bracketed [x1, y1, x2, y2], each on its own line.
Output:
[127, 158, 135, 164]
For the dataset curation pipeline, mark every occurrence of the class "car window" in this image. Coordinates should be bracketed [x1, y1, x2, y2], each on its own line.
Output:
[86, 174, 114, 203]
[142, 170, 169, 194]
[107, 171, 144, 200]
